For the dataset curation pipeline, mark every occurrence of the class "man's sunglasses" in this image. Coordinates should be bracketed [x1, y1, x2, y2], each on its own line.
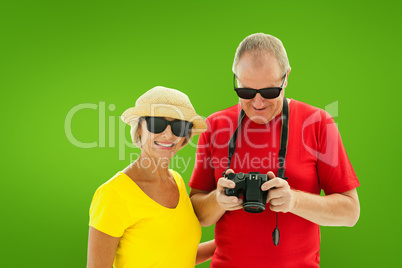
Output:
[233, 73, 287, 99]
[142, 117, 193, 137]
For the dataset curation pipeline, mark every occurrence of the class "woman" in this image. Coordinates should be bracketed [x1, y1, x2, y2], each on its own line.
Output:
[87, 86, 215, 267]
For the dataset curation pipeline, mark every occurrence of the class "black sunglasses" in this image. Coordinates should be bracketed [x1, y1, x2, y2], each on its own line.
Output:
[233, 73, 287, 99]
[142, 117, 193, 137]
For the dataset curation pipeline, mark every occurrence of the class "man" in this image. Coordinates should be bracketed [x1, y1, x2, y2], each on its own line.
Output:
[189, 33, 360, 267]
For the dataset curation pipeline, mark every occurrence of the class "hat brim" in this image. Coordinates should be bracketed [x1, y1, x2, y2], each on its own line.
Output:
[121, 104, 207, 135]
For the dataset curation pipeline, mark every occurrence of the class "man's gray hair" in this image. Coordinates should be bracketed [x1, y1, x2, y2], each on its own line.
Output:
[232, 33, 290, 75]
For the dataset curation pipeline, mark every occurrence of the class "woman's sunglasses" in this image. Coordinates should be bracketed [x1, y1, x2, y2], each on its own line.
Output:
[142, 117, 193, 137]
[233, 73, 287, 99]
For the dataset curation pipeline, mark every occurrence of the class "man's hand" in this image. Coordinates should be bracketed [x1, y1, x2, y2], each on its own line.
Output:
[216, 169, 243, 211]
[262, 171, 296, 213]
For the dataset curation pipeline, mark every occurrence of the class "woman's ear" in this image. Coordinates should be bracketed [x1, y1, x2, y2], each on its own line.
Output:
[130, 118, 144, 148]
[137, 122, 143, 148]
[180, 132, 193, 148]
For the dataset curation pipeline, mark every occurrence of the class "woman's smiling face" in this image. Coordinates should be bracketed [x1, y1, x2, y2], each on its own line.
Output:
[138, 117, 186, 160]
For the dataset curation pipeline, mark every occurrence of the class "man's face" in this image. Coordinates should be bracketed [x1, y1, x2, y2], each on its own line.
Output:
[236, 51, 288, 124]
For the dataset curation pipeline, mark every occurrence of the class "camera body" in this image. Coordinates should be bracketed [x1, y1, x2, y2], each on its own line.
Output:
[224, 172, 268, 213]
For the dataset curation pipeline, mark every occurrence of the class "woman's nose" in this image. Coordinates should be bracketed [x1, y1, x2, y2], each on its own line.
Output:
[161, 125, 174, 138]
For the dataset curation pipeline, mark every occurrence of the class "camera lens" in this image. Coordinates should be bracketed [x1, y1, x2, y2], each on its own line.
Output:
[243, 202, 265, 213]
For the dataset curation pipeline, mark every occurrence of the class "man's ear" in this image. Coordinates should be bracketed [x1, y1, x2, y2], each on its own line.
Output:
[284, 67, 291, 88]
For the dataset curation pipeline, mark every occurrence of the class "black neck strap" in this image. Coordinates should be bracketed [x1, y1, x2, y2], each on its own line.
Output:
[277, 97, 289, 179]
[224, 97, 289, 179]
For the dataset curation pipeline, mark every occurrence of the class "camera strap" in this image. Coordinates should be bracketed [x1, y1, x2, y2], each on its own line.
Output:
[224, 109, 246, 175]
[223, 97, 289, 179]
[278, 97, 289, 180]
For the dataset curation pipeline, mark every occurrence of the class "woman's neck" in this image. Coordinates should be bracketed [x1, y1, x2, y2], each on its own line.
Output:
[128, 154, 172, 182]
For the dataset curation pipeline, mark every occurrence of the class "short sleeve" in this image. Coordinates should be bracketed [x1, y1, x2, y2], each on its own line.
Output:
[189, 120, 217, 192]
[89, 183, 130, 237]
[316, 111, 360, 194]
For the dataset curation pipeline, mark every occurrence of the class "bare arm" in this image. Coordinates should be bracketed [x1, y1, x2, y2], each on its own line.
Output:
[87, 227, 120, 268]
[263, 172, 360, 226]
[189, 188, 226, 226]
[190, 170, 242, 226]
[290, 188, 360, 226]
[195, 239, 216, 265]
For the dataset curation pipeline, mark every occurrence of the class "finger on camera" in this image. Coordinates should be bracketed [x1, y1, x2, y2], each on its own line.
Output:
[262, 177, 285, 191]
[217, 177, 235, 189]
[267, 189, 282, 201]
[219, 194, 240, 204]
[227, 204, 243, 211]
[267, 171, 276, 179]
[269, 203, 289, 213]
[224, 169, 235, 176]
[218, 197, 242, 210]
[226, 198, 243, 207]
[268, 197, 285, 207]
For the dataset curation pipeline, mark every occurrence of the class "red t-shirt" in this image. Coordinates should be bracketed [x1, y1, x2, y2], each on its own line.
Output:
[189, 99, 360, 268]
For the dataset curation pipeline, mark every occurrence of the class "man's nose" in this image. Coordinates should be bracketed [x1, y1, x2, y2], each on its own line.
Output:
[252, 91, 265, 108]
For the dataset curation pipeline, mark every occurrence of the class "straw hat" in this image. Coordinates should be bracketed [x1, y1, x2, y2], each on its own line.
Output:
[121, 86, 207, 135]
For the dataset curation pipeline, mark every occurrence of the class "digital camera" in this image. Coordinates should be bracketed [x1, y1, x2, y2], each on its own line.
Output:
[224, 172, 268, 213]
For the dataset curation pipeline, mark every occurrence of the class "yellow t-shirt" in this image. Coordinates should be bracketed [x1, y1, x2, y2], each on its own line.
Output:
[89, 170, 201, 268]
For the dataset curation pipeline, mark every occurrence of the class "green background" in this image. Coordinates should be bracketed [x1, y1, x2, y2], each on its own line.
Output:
[1, 0, 401, 267]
